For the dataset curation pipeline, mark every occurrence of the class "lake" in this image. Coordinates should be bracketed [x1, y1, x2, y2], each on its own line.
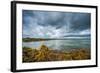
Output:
[22, 39, 91, 51]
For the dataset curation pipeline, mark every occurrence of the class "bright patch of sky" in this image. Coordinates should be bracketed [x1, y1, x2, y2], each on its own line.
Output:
[22, 10, 91, 38]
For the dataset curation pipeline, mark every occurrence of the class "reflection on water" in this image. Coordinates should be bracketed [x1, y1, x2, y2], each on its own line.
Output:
[22, 39, 91, 50]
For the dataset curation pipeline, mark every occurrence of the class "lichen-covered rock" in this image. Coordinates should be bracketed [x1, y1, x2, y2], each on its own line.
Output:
[22, 45, 90, 62]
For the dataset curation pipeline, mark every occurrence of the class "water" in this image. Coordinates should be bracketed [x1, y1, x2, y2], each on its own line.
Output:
[22, 39, 91, 51]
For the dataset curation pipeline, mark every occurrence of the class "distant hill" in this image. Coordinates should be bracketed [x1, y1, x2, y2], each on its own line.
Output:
[23, 38, 54, 42]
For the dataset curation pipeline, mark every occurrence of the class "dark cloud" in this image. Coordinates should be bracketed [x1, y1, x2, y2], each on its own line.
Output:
[70, 13, 91, 31]
[64, 34, 90, 37]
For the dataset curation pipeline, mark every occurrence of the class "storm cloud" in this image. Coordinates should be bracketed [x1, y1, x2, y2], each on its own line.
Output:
[22, 10, 91, 38]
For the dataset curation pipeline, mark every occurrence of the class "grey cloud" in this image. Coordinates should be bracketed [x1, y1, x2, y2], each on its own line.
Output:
[23, 10, 91, 38]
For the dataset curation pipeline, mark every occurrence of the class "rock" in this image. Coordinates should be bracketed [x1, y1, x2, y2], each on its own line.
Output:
[39, 44, 49, 51]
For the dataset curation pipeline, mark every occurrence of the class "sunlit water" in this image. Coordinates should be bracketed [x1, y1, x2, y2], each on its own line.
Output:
[23, 39, 90, 51]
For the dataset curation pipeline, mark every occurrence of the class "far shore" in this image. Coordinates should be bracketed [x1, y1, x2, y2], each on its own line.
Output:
[23, 37, 90, 42]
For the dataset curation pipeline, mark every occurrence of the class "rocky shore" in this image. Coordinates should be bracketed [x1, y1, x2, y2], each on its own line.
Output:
[23, 45, 90, 62]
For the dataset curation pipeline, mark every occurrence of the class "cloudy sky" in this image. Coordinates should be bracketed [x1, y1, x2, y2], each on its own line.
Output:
[22, 10, 91, 38]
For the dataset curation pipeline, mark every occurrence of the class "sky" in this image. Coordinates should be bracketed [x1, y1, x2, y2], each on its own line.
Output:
[22, 10, 91, 38]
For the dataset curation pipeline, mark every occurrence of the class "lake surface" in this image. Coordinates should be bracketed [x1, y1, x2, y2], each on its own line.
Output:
[23, 39, 91, 51]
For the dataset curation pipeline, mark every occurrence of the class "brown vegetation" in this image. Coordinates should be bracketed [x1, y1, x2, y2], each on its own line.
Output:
[23, 45, 90, 63]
